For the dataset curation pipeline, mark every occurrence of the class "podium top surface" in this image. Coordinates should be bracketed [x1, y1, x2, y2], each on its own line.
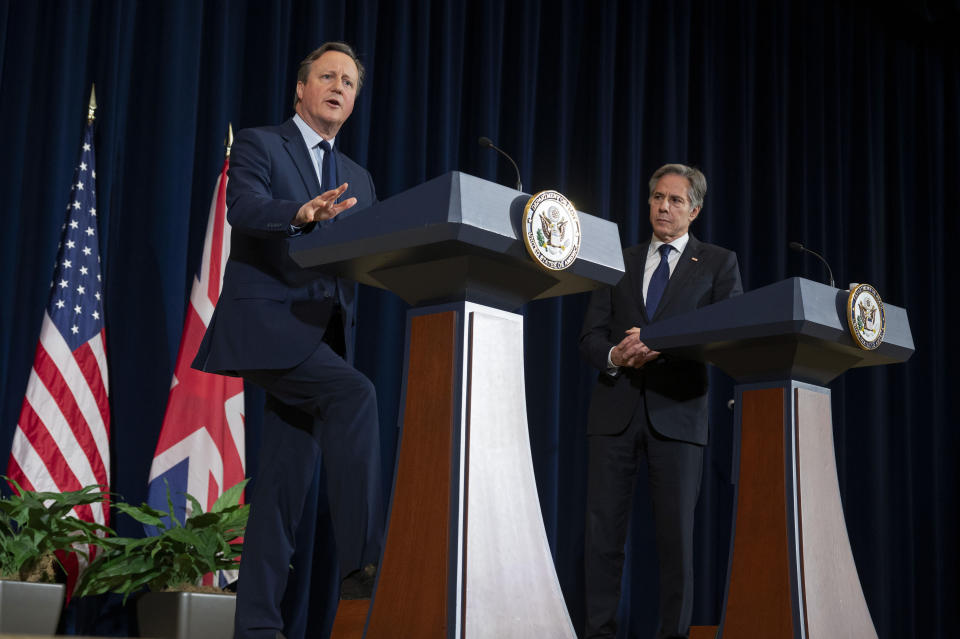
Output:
[638, 277, 915, 385]
[289, 171, 625, 309]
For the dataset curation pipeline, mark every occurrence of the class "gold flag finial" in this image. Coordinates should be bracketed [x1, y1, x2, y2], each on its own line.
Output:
[87, 84, 97, 124]
[225, 123, 234, 157]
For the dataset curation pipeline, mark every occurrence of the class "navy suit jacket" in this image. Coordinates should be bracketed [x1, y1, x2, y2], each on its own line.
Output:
[193, 118, 377, 374]
[579, 233, 742, 444]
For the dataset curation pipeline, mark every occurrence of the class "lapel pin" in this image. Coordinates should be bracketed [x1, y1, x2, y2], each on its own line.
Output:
[691, 257, 699, 262]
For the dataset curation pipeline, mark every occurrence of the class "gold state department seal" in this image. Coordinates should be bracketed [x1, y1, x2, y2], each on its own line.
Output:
[523, 190, 582, 271]
[846, 283, 885, 350]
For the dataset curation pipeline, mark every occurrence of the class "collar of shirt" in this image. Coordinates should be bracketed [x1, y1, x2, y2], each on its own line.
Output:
[648, 233, 689, 261]
[293, 113, 335, 184]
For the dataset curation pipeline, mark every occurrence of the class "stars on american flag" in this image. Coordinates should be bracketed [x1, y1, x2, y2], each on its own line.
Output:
[48, 126, 104, 352]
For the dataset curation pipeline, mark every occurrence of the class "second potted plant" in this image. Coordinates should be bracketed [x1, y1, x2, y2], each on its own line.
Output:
[75, 480, 249, 639]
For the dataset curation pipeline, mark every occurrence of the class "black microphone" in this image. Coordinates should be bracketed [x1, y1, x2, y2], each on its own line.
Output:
[478, 136, 522, 191]
[789, 241, 835, 287]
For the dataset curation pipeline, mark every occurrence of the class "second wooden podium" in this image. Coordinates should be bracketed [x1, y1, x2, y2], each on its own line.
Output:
[638, 277, 914, 639]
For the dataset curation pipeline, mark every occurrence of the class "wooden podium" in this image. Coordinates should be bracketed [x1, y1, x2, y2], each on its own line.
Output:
[638, 277, 914, 639]
[291, 171, 624, 639]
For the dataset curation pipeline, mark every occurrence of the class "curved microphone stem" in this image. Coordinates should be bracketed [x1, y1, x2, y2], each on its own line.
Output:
[479, 136, 523, 192]
[789, 241, 835, 288]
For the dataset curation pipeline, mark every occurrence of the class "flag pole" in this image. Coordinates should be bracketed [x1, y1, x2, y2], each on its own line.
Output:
[87, 84, 97, 124]
[225, 122, 234, 158]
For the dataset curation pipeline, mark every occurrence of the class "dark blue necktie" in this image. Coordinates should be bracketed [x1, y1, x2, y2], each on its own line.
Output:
[645, 244, 673, 317]
[317, 140, 342, 303]
[318, 140, 336, 193]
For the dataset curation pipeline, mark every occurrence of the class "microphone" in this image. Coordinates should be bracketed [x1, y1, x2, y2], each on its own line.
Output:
[478, 136, 523, 191]
[789, 241, 835, 287]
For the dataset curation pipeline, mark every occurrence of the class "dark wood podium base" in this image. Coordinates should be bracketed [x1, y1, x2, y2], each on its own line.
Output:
[331, 601, 369, 639]
[364, 304, 575, 638]
[365, 311, 457, 637]
[719, 382, 877, 639]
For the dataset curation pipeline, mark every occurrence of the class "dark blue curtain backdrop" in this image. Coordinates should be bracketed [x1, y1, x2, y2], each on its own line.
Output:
[1, 1, 957, 637]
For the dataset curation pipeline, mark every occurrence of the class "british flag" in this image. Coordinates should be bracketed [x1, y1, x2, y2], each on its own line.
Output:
[7, 119, 110, 590]
[146, 151, 245, 586]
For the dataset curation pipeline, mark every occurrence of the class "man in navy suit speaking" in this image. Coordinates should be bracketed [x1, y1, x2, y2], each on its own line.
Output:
[193, 42, 383, 639]
[580, 164, 743, 639]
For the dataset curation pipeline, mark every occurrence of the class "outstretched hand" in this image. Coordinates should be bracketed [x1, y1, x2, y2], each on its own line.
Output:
[293, 183, 357, 225]
[611, 327, 660, 368]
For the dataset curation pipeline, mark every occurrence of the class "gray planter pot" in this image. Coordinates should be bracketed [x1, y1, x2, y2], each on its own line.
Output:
[136, 591, 235, 639]
[0, 579, 65, 634]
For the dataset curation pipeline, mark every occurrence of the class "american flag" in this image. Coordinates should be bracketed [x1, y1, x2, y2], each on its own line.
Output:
[146, 152, 245, 586]
[6, 121, 111, 586]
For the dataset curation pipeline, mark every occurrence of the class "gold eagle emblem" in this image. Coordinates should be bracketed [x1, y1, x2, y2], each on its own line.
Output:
[858, 298, 878, 329]
[539, 206, 568, 249]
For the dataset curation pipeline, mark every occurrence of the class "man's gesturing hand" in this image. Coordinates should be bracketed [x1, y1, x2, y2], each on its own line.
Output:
[293, 183, 357, 225]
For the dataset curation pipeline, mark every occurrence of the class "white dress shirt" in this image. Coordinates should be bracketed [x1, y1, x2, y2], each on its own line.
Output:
[293, 113, 335, 185]
[289, 114, 336, 234]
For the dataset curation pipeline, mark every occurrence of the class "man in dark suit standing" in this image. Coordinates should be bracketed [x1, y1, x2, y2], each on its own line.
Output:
[580, 164, 743, 639]
[193, 42, 383, 639]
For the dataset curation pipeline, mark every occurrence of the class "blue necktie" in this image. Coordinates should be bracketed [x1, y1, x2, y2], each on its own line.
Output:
[317, 140, 336, 193]
[316, 141, 342, 303]
[645, 244, 673, 318]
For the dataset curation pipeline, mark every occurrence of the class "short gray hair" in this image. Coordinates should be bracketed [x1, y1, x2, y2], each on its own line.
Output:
[293, 42, 365, 108]
[648, 164, 707, 211]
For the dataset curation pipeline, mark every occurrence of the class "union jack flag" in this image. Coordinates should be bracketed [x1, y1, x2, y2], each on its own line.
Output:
[7, 119, 110, 591]
[146, 151, 245, 586]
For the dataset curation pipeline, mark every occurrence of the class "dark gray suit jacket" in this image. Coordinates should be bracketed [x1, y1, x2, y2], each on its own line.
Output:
[193, 118, 377, 375]
[579, 233, 742, 444]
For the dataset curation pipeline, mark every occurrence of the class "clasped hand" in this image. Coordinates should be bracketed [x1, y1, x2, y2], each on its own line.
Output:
[611, 327, 660, 368]
[293, 183, 357, 225]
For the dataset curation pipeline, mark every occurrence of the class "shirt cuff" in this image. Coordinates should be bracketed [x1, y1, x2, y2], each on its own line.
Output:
[605, 347, 621, 377]
[288, 223, 304, 236]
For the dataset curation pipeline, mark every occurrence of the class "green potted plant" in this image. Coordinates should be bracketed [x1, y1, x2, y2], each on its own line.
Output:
[0, 478, 112, 635]
[75, 480, 249, 639]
